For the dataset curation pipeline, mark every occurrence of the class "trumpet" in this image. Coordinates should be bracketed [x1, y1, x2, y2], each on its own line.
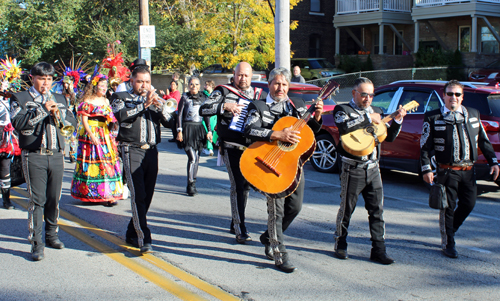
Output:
[162, 98, 177, 113]
[53, 108, 75, 137]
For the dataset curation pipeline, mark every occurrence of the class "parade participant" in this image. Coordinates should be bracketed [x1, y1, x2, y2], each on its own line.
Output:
[176, 77, 211, 196]
[202, 80, 217, 156]
[70, 71, 123, 206]
[110, 66, 172, 253]
[332, 77, 406, 265]
[243, 67, 323, 273]
[115, 58, 148, 93]
[291, 66, 305, 83]
[11, 62, 78, 261]
[102, 43, 130, 100]
[0, 57, 23, 209]
[420, 80, 499, 258]
[199, 62, 266, 243]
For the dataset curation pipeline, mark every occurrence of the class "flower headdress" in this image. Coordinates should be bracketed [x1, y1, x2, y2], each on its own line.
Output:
[0, 56, 24, 92]
[90, 65, 108, 86]
[101, 40, 130, 86]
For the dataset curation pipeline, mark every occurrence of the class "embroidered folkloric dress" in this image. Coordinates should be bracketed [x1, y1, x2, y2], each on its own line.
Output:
[71, 102, 123, 202]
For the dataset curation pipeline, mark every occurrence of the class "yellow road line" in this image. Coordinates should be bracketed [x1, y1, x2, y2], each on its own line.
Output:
[12, 187, 240, 301]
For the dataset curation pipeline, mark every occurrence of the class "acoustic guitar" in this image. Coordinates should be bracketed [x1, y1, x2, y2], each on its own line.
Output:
[341, 100, 419, 157]
[240, 80, 340, 199]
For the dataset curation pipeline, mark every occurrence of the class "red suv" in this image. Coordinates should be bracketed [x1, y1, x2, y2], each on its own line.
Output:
[313, 80, 500, 184]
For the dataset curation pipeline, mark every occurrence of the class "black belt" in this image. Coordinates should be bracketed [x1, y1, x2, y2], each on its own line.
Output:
[121, 143, 156, 150]
[342, 159, 378, 170]
[29, 148, 60, 156]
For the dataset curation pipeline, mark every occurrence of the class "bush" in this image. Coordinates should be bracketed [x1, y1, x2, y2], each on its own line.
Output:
[337, 54, 373, 73]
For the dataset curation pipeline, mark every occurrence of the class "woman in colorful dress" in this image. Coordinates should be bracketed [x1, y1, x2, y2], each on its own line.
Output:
[176, 77, 212, 196]
[71, 73, 123, 206]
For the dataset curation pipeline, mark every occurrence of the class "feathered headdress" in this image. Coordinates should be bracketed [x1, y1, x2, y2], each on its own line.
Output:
[57, 54, 92, 93]
[90, 65, 108, 86]
[0, 56, 24, 92]
[101, 40, 130, 86]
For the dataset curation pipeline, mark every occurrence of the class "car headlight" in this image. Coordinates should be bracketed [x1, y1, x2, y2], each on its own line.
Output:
[320, 72, 330, 77]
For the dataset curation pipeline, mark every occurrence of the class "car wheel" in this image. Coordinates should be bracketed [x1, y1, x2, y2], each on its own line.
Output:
[311, 134, 339, 173]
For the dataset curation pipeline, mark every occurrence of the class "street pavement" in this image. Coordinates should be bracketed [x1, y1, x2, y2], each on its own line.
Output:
[1, 127, 499, 301]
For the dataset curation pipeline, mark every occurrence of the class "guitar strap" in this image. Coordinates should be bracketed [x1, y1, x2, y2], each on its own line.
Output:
[219, 85, 263, 101]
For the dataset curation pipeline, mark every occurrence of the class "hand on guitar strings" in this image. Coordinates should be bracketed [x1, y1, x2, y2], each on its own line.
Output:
[369, 113, 382, 124]
[271, 126, 301, 144]
[394, 105, 407, 122]
[223, 102, 246, 115]
[314, 100, 324, 122]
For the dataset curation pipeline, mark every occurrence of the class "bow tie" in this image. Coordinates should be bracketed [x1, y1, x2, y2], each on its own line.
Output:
[270, 101, 289, 116]
[444, 111, 464, 124]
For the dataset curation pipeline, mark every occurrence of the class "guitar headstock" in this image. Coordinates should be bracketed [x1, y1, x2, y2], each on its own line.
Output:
[318, 79, 340, 101]
[403, 100, 420, 113]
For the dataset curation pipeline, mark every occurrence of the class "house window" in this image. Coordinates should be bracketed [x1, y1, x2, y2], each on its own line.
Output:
[373, 33, 386, 54]
[393, 30, 404, 55]
[480, 26, 499, 54]
[311, 0, 320, 12]
[309, 34, 321, 57]
[459, 26, 470, 52]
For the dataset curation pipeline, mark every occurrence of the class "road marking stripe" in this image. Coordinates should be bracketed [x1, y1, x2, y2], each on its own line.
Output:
[12, 187, 239, 301]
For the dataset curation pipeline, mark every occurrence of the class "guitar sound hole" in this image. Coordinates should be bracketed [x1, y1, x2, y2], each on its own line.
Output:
[277, 141, 297, 152]
[364, 125, 376, 135]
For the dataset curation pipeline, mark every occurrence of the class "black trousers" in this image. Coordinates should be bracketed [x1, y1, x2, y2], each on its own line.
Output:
[261, 173, 304, 265]
[185, 147, 200, 183]
[437, 167, 477, 249]
[335, 161, 386, 252]
[222, 147, 250, 236]
[122, 146, 158, 247]
[22, 150, 64, 248]
[0, 156, 11, 189]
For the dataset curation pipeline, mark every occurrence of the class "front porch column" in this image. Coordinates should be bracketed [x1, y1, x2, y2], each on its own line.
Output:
[471, 15, 477, 52]
[379, 24, 384, 54]
[336, 27, 340, 55]
[414, 21, 419, 53]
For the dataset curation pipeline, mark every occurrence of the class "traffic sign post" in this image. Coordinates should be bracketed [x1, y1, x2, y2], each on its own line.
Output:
[139, 25, 155, 66]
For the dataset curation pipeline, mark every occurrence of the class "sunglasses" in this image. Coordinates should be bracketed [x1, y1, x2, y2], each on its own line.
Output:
[355, 90, 375, 98]
[446, 92, 462, 97]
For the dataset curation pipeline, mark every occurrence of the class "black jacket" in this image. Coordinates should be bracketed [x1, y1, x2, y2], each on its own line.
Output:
[11, 91, 77, 150]
[199, 84, 266, 146]
[420, 106, 498, 174]
[244, 97, 322, 142]
[110, 91, 172, 146]
[333, 103, 402, 162]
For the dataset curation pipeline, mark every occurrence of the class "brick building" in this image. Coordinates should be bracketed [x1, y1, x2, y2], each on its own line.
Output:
[290, 0, 500, 69]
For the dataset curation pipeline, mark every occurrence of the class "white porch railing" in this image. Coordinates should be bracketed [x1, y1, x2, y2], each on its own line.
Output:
[415, 0, 500, 6]
[337, 0, 412, 14]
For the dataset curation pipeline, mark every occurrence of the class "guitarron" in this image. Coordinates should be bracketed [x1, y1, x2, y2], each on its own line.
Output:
[240, 80, 340, 199]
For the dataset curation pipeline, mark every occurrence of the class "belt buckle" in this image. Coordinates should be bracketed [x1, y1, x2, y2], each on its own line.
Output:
[141, 144, 150, 150]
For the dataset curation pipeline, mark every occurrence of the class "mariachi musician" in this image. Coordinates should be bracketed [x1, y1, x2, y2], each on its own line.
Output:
[199, 62, 266, 244]
[332, 77, 406, 265]
[11, 62, 78, 261]
[110, 66, 172, 253]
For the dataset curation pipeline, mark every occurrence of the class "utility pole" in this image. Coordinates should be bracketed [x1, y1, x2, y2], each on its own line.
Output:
[139, 0, 154, 66]
[275, 0, 290, 71]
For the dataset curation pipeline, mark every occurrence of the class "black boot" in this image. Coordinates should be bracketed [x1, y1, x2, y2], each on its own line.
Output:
[192, 179, 198, 195]
[186, 181, 197, 196]
[2, 188, 14, 210]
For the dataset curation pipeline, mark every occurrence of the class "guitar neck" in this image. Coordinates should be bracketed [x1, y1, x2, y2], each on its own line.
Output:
[381, 111, 400, 124]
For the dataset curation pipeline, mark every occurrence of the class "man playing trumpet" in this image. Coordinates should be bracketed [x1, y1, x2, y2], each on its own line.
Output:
[11, 62, 78, 261]
[110, 66, 172, 253]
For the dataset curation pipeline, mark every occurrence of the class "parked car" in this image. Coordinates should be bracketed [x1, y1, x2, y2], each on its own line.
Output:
[201, 64, 267, 81]
[468, 59, 500, 83]
[291, 58, 345, 81]
[313, 80, 500, 185]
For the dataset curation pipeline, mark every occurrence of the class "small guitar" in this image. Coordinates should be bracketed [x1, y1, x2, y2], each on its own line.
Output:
[341, 100, 419, 157]
[240, 80, 340, 199]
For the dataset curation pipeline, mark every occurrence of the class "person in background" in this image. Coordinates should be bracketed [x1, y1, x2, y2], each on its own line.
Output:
[202, 80, 217, 156]
[160, 80, 181, 143]
[176, 77, 211, 196]
[291, 66, 305, 83]
[11, 62, 78, 261]
[173, 71, 184, 94]
[420, 79, 499, 258]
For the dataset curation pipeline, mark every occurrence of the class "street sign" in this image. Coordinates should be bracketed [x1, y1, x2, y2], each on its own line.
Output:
[139, 25, 156, 48]
[141, 48, 151, 62]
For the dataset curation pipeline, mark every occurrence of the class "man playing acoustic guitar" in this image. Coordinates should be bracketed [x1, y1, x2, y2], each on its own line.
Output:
[332, 77, 406, 265]
[243, 67, 323, 273]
